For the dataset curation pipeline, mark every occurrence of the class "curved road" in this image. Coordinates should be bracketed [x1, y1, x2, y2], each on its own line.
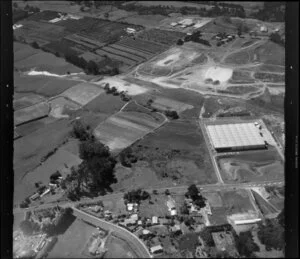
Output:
[71, 207, 152, 258]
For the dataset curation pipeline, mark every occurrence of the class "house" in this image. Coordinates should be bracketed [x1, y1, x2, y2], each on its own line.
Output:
[30, 193, 40, 201]
[142, 229, 151, 235]
[150, 245, 163, 254]
[170, 208, 177, 216]
[91, 205, 102, 213]
[170, 224, 181, 232]
[260, 25, 268, 32]
[171, 22, 178, 27]
[138, 220, 143, 226]
[131, 214, 138, 221]
[159, 218, 169, 225]
[127, 203, 138, 212]
[152, 216, 158, 224]
[40, 188, 50, 198]
[126, 28, 136, 34]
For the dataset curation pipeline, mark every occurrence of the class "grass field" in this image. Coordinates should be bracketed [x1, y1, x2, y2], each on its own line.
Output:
[216, 150, 284, 183]
[139, 194, 169, 217]
[104, 234, 138, 258]
[14, 50, 81, 75]
[119, 14, 166, 28]
[22, 149, 82, 192]
[205, 189, 256, 225]
[60, 82, 105, 106]
[14, 73, 81, 97]
[84, 92, 125, 114]
[13, 94, 46, 110]
[179, 233, 199, 252]
[14, 102, 50, 126]
[251, 190, 278, 216]
[126, 119, 217, 185]
[14, 119, 72, 204]
[94, 109, 165, 152]
[48, 218, 96, 258]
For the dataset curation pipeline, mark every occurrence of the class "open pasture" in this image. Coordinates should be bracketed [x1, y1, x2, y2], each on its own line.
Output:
[14, 102, 49, 126]
[105, 234, 138, 258]
[117, 37, 167, 55]
[14, 119, 72, 204]
[13, 94, 46, 111]
[22, 149, 82, 192]
[128, 119, 217, 185]
[94, 110, 165, 152]
[216, 150, 284, 183]
[228, 69, 256, 84]
[60, 82, 105, 106]
[14, 73, 81, 97]
[150, 96, 194, 113]
[48, 219, 96, 259]
[48, 97, 81, 118]
[137, 28, 185, 45]
[14, 42, 40, 62]
[14, 48, 81, 74]
[200, 17, 237, 34]
[119, 14, 166, 28]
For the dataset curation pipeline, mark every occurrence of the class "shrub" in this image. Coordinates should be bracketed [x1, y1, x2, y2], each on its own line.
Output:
[164, 110, 179, 119]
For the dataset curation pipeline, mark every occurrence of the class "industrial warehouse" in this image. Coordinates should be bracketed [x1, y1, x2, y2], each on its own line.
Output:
[206, 123, 266, 152]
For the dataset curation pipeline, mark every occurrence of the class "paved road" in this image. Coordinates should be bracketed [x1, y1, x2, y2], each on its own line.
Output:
[72, 207, 152, 258]
[14, 180, 284, 214]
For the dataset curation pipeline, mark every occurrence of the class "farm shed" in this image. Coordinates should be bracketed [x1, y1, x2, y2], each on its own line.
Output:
[150, 245, 163, 254]
[206, 123, 266, 152]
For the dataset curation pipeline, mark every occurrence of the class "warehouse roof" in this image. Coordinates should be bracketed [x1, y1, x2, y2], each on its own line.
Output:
[206, 123, 265, 149]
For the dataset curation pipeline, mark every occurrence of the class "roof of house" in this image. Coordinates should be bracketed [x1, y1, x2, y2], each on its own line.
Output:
[150, 245, 163, 253]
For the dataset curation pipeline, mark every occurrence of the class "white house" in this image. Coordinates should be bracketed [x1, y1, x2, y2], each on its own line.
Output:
[150, 245, 163, 254]
[152, 216, 158, 224]
[126, 28, 136, 34]
[260, 25, 268, 32]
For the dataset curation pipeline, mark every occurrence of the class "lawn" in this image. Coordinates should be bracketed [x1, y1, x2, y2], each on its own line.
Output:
[179, 233, 199, 252]
[104, 234, 138, 258]
[139, 194, 169, 218]
[48, 218, 96, 258]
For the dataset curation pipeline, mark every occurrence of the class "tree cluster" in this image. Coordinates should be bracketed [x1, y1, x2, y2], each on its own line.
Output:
[164, 110, 179, 120]
[66, 123, 117, 199]
[200, 227, 215, 247]
[119, 147, 138, 167]
[269, 32, 285, 46]
[71, 120, 94, 141]
[235, 231, 260, 257]
[20, 219, 40, 236]
[257, 216, 284, 251]
[124, 189, 151, 204]
[185, 184, 206, 208]
[251, 2, 285, 22]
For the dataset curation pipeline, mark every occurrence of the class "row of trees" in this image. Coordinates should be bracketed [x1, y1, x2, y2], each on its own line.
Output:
[251, 2, 285, 22]
[64, 120, 117, 200]
[269, 32, 285, 46]
[123, 189, 151, 204]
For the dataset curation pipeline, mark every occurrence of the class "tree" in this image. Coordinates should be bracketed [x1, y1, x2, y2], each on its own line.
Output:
[180, 203, 189, 215]
[270, 32, 284, 46]
[71, 120, 93, 141]
[165, 189, 170, 195]
[176, 39, 184, 46]
[87, 60, 98, 75]
[187, 184, 199, 200]
[200, 228, 214, 247]
[50, 171, 62, 181]
[257, 218, 284, 250]
[164, 110, 179, 119]
[235, 231, 259, 257]
[31, 41, 39, 49]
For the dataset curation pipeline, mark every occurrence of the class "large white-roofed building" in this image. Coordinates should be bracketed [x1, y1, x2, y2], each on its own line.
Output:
[206, 123, 266, 152]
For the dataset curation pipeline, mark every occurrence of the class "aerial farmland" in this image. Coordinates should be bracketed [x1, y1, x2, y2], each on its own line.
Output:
[11, 1, 287, 258]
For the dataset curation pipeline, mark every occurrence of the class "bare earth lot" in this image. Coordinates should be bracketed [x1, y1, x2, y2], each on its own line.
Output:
[216, 150, 284, 183]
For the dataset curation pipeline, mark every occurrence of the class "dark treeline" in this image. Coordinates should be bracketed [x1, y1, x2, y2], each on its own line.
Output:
[251, 2, 285, 22]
